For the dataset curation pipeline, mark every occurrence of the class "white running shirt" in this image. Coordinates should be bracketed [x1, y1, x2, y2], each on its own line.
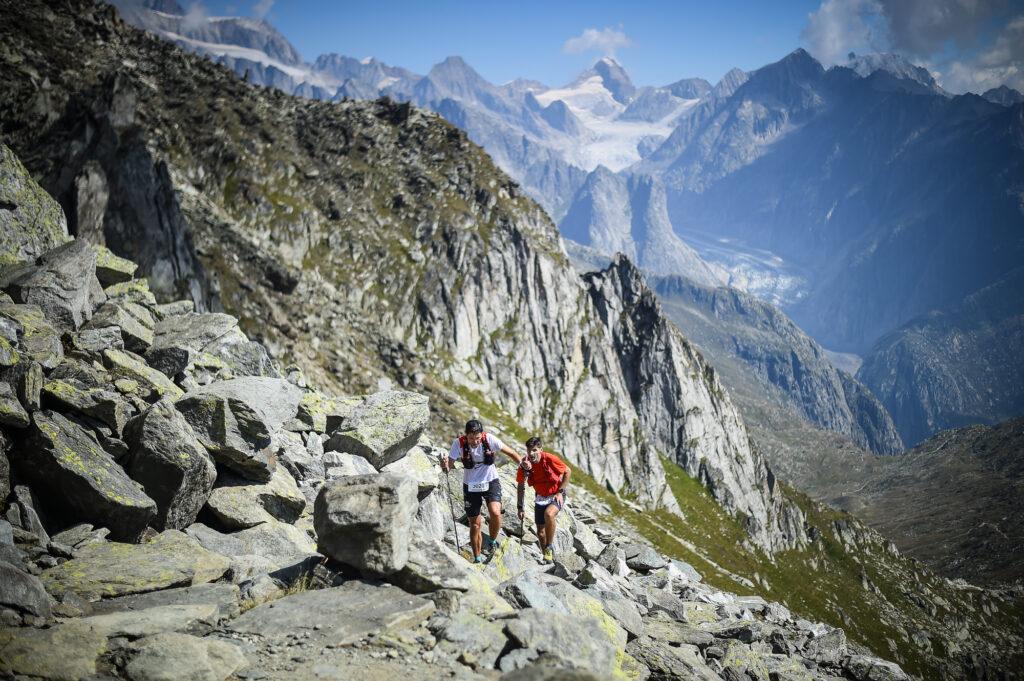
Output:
[449, 433, 505, 486]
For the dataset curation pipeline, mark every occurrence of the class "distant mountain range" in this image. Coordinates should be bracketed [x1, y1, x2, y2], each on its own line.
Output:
[106, 0, 1024, 449]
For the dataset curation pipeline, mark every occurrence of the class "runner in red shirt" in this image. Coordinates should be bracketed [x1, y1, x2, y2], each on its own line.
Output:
[516, 436, 571, 563]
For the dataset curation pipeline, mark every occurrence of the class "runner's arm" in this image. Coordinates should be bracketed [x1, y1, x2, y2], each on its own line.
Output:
[557, 469, 571, 496]
[440, 439, 459, 471]
[499, 443, 522, 465]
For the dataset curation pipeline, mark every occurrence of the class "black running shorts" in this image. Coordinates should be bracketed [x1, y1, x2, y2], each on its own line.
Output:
[463, 479, 502, 518]
[535, 493, 566, 527]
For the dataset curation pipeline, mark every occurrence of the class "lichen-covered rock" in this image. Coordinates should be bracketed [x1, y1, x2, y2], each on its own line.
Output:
[174, 379, 302, 482]
[40, 530, 230, 601]
[124, 632, 246, 681]
[503, 607, 627, 678]
[147, 312, 273, 378]
[0, 620, 108, 680]
[103, 348, 183, 401]
[314, 473, 418, 576]
[14, 410, 156, 541]
[324, 390, 429, 469]
[0, 559, 51, 619]
[41, 377, 133, 435]
[104, 279, 158, 309]
[89, 582, 241, 623]
[380, 444, 438, 499]
[84, 299, 155, 352]
[0, 239, 104, 333]
[626, 635, 719, 681]
[288, 390, 360, 433]
[0, 382, 29, 428]
[70, 325, 125, 356]
[0, 336, 18, 368]
[226, 580, 435, 644]
[184, 521, 317, 578]
[389, 531, 472, 593]
[125, 398, 217, 530]
[844, 654, 910, 681]
[0, 304, 63, 369]
[203, 466, 305, 530]
[91, 243, 138, 286]
[0, 143, 69, 267]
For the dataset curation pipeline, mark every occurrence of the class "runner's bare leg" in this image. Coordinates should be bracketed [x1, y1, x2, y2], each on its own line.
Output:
[486, 500, 502, 543]
[470, 515, 483, 556]
[544, 504, 558, 548]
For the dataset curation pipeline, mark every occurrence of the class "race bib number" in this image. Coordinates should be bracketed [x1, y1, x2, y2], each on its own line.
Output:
[535, 494, 555, 506]
[467, 481, 490, 492]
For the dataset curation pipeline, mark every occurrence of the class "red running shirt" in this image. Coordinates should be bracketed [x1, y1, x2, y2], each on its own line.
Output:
[516, 451, 569, 497]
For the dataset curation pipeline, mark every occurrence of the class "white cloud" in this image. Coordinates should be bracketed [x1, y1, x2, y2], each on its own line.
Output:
[252, 0, 274, 19]
[942, 17, 1024, 92]
[802, 0, 1024, 93]
[182, 1, 209, 31]
[801, 0, 889, 65]
[563, 27, 633, 57]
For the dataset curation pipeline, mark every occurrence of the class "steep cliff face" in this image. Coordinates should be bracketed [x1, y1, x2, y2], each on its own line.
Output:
[651, 275, 903, 454]
[0, 0, 808, 549]
[585, 257, 807, 551]
[559, 169, 721, 284]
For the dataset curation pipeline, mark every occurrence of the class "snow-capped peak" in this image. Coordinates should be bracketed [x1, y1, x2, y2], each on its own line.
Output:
[844, 52, 944, 94]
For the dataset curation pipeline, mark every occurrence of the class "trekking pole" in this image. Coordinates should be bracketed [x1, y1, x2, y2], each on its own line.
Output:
[444, 467, 462, 556]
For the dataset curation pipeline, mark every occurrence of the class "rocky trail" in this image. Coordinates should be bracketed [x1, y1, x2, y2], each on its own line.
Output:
[0, 142, 914, 681]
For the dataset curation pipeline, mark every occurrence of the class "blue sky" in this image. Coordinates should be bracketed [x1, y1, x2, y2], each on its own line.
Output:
[203, 0, 1024, 93]
[209, 0, 822, 87]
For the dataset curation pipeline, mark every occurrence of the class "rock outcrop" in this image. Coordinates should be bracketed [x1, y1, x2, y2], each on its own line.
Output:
[650, 273, 903, 455]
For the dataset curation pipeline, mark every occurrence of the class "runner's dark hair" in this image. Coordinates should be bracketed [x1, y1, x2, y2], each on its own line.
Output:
[465, 419, 484, 434]
[525, 436, 542, 450]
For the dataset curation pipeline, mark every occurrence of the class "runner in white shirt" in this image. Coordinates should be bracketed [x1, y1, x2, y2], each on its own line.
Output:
[439, 419, 522, 563]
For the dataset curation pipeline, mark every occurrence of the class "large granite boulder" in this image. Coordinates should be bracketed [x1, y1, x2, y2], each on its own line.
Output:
[0, 303, 63, 369]
[40, 377, 133, 435]
[184, 521, 318, 580]
[389, 530, 472, 593]
[503, 607, 627, 678]
[0, 239, 103, 333]
[91, 244, 137, 286]
[0, 621, 108, 680]
[314, 473, 418, 576]
[84, 298, 155, 353]
[287, 391, 360, 433]
[0, 382, 29, 428]
[124, 632, 246, 681]
[0, 559, 51, 619]
[103, 348, 183, 401]
[0, 143, 69, 266]
[125, 399, 217, 530]
[40, 530, 230, 601]
[324, 390, 429, 469]
[380, 443, 438, 499]
[203, 466, 305, 530]
[147, 312, 272, 378]
[13, 410, 156, 541]
[227, 580, 434, 644]
[175, 377, 302, 481]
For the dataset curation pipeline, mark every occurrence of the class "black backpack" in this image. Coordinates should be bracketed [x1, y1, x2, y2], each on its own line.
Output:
[459, 433, 494, 469]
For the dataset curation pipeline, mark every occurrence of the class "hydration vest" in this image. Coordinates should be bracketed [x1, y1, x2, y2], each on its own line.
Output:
[459, 433, 494, 469]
